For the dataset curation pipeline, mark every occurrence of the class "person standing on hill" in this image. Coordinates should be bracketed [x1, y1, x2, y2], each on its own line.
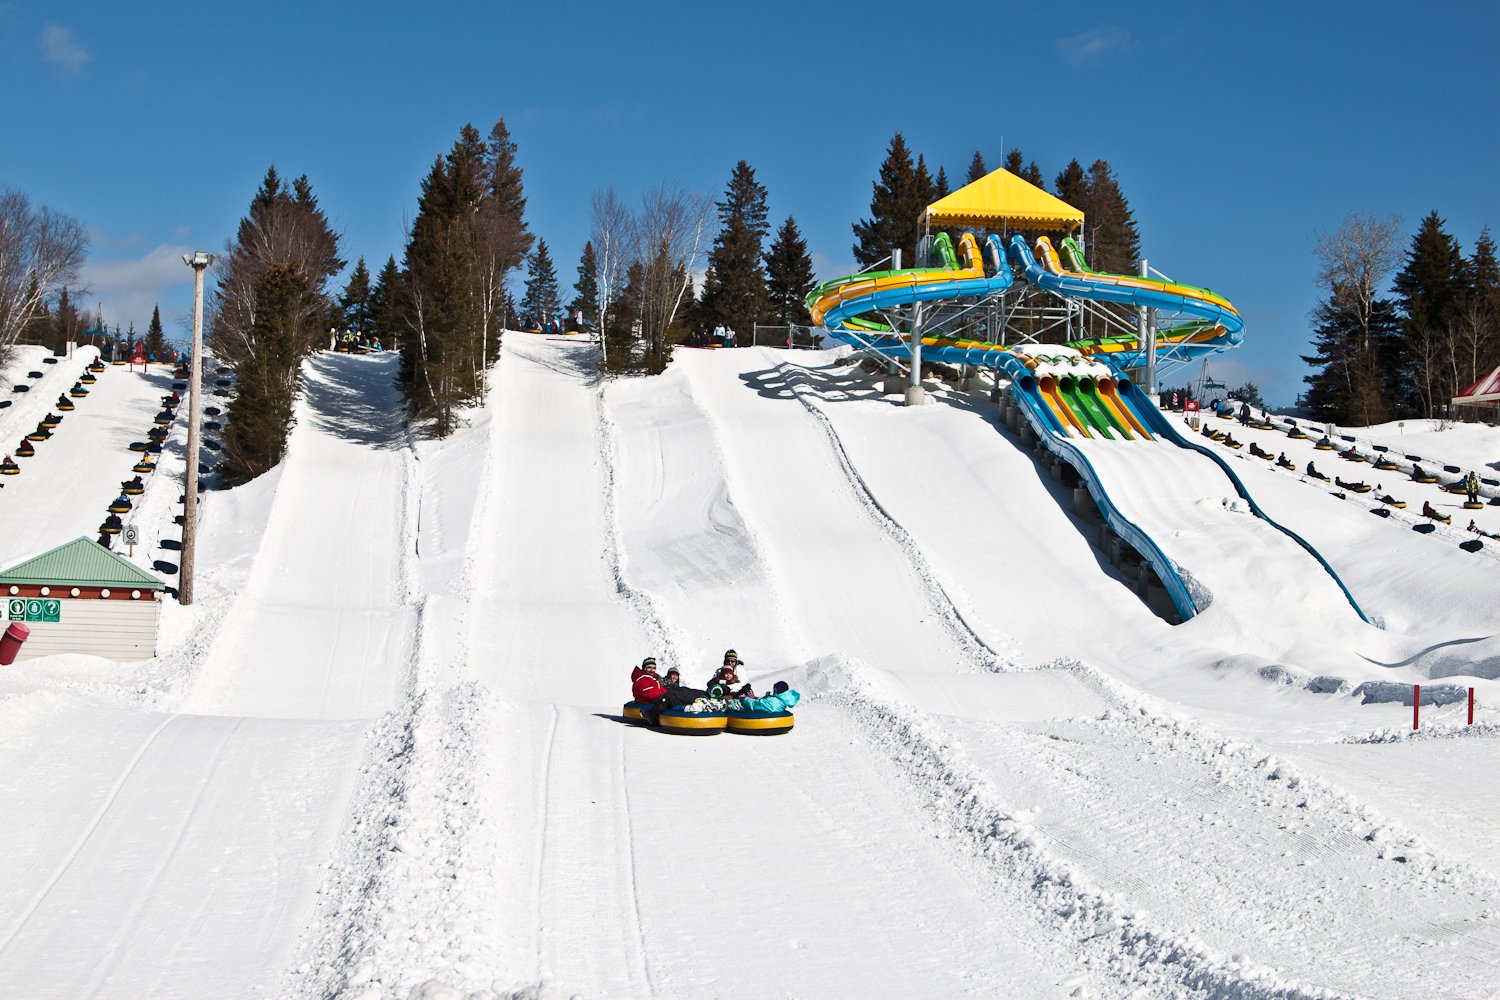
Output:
[1466, 470, 1480, 505]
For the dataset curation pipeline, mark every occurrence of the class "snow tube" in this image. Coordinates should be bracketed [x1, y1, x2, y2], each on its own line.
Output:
[1314, 440, 1333, 450]
[1464, 501, 1485, 510]
[108, 498, 132, 514]
[132, 460, 154, 474]
[1287, 429, 1308, 439]
[147, 426, 169, 440]
[80, 374, 96, 384]
[111, 358, 126, 365]
[621, 702, 728, 735]
[89, 361, 106, 371]
[25, 431, 47, 441]
[69, 388, 88, 397]
[39, 417, 59, 429]
[154, 410, 174, 425]
[1413, 476, 1438, 484]
[56, 400, 74, 411]
[1248, 422, 1274, 431]
[725, 709, 795, 736]
[1374, 460, 1399, 471]
[0, 464, 18, 476]
[122, 485, 144, 496]
[16, 443, 34, 458]
[129, 441, 150, 452]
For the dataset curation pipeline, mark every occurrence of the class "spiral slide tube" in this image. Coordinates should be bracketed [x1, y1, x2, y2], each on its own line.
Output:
[1007, 236, 1243, 368]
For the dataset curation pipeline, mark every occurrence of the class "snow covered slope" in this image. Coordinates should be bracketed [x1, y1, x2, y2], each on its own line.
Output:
[0, 338, 1497, 1000]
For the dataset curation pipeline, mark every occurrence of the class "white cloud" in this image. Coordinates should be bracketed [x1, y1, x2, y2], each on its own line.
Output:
[1056, 25, 1134, 66]
[78, 244, 196, 336]
[41, 23, 90, 75]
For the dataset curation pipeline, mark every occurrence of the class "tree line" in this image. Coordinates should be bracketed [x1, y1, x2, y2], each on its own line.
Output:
[1302, 212, 1498, 425]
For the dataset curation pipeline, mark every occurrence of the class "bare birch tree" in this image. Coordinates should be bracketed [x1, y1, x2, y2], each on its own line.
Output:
[0, 188, 89, 357]
[1314, 214, 1404, 354]
[590, 186, 633, 370]
[633, 184, 710, 373]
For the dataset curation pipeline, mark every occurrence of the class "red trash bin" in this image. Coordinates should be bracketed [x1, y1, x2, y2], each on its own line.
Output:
[0, 622, 30, 665]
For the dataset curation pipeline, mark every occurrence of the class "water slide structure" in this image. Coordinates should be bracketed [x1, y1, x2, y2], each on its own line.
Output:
[805, 193, 1365, 624]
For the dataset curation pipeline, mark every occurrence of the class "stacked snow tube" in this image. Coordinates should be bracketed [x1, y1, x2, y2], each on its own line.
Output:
[725, 709, 795, 735]
[622, 702, 729, 735]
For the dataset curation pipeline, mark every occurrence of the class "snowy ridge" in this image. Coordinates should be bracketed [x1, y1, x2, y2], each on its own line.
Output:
[810, 652, 1338, 1000]
[776, 354, 1019, 671]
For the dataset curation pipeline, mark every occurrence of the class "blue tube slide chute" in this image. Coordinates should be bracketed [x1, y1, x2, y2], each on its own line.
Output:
[1114, 380, 1371, 624]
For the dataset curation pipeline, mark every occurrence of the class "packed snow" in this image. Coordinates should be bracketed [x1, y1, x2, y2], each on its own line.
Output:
[1, 336, 1498, 999]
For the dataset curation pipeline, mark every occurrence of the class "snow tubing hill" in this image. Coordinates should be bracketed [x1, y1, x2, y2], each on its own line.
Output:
[622, 701, 728, 735]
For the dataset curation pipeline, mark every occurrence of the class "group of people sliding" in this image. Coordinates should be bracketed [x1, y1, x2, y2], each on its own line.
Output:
[630, 648, 799, 724]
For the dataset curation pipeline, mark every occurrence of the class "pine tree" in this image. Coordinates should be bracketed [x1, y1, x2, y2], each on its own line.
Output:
[572, 241, 599, 332]
[1054, 160, 1088, 211]
[401, 119, 530, 432]
[852, 132, 926, 268]
[1302, 294, 1403, 424]
[967, 151, 988, 184]
[1082, 160, 1141, 275]
[933, 165, 950, 200]
[368, 256, 401, 348]
[521, 239, 560, 327]
[143, 304, 167, 360]
[1393, 211, 1468, 414]
[914, 154, 935, 210]
[212, 166, 343, 482]
[339, 257, 372, 334]
[699, 160, 771, 338]
[1007, 148, 1044, 187]
[763, 216, 816, 327]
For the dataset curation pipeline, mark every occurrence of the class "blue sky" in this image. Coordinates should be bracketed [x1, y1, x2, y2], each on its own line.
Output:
[2, 1, 1496, 404]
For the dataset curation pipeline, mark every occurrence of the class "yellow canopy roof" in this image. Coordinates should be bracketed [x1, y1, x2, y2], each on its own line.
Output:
[922, 168, 1084, 231]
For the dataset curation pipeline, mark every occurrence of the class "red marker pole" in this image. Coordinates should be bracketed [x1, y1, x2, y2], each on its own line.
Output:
[1469, 687, 1476, 726]
[1413, 684, 1421, 731]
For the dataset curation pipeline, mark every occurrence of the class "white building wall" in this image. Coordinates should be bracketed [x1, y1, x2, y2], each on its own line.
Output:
[15, 597, 161, 661]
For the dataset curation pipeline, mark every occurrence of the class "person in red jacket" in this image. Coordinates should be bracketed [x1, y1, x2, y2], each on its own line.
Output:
[632, 658, 668, 702]
[630, 657, 710, 725]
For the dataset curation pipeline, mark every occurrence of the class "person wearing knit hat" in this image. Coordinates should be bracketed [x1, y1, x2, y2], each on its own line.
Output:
[663, 667, 681, 688]
[723, 649, 741, 665]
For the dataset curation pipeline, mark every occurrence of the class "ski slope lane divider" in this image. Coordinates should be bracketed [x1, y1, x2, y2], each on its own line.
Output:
[1122, 382, 1370, 624]
[810, 653, 1362, 1000]
[774, 354, 1019, 672]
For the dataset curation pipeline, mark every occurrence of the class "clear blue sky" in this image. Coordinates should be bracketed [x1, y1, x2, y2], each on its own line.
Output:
[2, 1, 1496, 404]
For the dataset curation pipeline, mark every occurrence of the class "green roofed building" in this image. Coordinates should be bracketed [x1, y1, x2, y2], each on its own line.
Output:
[0, 537, 166, 661]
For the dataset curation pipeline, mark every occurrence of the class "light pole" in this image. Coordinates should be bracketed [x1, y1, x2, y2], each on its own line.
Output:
[180, 251, 214, 605]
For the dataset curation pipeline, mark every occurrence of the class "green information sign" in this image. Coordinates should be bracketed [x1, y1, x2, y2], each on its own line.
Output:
[8, 598, 60, 623]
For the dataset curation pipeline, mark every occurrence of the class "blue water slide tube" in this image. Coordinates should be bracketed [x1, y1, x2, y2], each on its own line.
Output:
[1004, 237, 1242, 369]
[994, 353, 1199, 620]
[1114, 380, 1371, 623]
[821, 236, 1014, 336]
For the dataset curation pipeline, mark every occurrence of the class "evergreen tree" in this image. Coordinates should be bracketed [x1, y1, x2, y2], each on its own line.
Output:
[967, 150, 988, 184]
[851, 132, 926, 268]
[914, 154, 935, 210]
[1470, 226, 1499, 317]
[699, 160, 771, 337]
[143, 304, 167, 360]
[763, 216, 816, 327]
[400, 119, 530, 433]
[933, 165, 950, 200]
[368, 256, 401, 348]
[1081, 159, 1141, 275]
[1393, 211, 1468, 414]
[1054, 159, 1088, 211]
[339, 257, 372, 333]
[572, 241, 600, 332]
[211, 165, 343, 482]
[1301, 294, 1403, 425]
[521, 238, 561, 327]
[1007, 148, 1044, 187]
